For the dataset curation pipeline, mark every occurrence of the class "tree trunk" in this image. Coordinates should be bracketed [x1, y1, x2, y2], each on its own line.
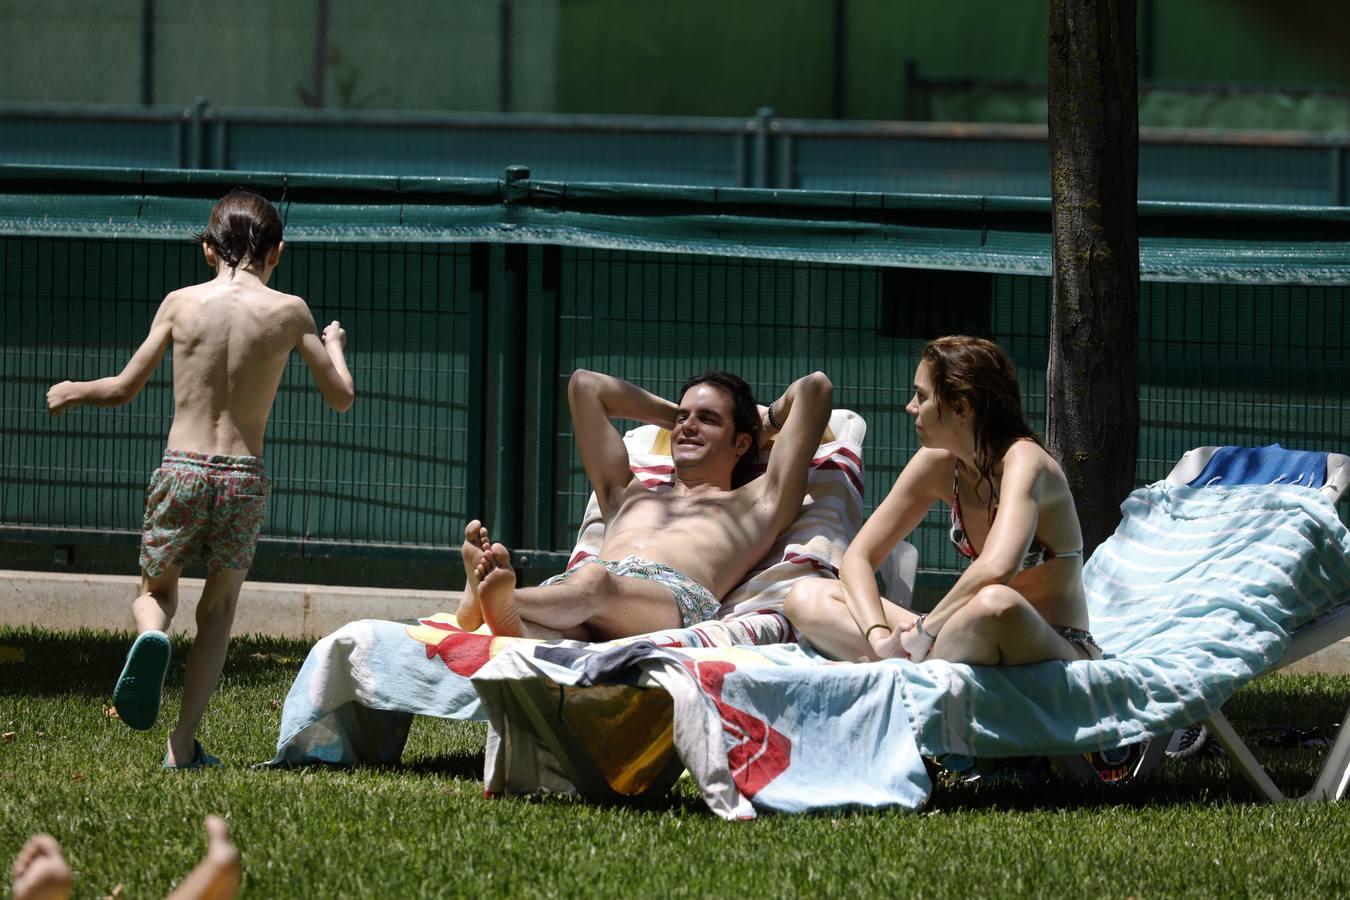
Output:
[1047, 0, 1140, 556]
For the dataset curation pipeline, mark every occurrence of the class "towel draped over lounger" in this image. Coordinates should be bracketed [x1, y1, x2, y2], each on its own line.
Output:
[474, 483, 1350, 817]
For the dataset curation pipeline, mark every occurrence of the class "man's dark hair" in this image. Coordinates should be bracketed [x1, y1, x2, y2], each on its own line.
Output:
[195, 189, 284, 276]
[677, 371, 761, 487]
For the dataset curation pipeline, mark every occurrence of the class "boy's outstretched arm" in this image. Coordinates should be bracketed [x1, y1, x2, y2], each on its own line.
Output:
[46, 297, 174, 415]
[297, 314, 354, 412]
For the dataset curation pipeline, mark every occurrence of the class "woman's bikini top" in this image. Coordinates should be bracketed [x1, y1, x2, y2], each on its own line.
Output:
[949, 471, 1084, 570]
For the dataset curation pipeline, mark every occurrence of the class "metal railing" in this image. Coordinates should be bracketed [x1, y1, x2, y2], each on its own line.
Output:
[3, 101, 1350, 204]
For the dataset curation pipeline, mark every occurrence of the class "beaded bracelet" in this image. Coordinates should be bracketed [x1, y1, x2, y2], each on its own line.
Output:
[766, 401, 783, 431]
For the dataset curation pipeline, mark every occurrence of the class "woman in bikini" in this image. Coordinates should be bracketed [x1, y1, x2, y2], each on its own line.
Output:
[785, 335, 1100, 665]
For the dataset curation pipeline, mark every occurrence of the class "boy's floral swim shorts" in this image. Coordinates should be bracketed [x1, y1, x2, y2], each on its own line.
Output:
[140, 450, 270, 577]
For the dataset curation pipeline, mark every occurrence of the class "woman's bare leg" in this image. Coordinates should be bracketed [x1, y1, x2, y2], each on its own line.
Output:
[784, 578, 914, 661]
[930, 585, 1082, 665]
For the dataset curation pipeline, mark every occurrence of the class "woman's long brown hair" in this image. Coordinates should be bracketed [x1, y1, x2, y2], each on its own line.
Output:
[921, 335, 1041, 508]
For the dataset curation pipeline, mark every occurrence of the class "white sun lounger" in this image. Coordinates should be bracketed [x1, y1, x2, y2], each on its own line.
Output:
[1166, 446, 1350, 802]
[1056, 446, 1350, 800]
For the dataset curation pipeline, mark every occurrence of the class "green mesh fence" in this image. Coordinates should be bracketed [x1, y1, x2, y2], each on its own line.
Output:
[2, 237, 476, 555]
[540, 251, 1349, 574]
[2, 170, 1347, 583]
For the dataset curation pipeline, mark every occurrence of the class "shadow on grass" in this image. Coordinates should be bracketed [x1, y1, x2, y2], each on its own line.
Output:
[0, 627, 314, 698]
[403, 751, 487, 781]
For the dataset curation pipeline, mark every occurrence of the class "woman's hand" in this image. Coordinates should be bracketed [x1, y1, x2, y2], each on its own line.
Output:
[898, 619, 935, 662]
[869, 626, 909, 661]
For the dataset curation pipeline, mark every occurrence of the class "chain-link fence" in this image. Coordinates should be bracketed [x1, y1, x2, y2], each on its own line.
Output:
[0, 0, 556, 112]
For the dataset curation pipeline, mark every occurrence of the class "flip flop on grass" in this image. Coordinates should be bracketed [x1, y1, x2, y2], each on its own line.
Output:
[112, 630, 171, 731]
[163, 740, 222, 770]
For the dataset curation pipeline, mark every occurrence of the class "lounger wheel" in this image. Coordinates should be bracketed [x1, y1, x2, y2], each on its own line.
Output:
[1050, 736, 1169, 786]
[1084, 742, 1149, 784]
[1164, 723, 1210, 760]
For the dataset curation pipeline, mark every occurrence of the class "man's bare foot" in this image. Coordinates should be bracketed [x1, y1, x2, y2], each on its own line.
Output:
[166, 815, 240, 900]
[11, 834, 71, 900]
[457, 520, 493, 631]
[474, 542, 525, 637]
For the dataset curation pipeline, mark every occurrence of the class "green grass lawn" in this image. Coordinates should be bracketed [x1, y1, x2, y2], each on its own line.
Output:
[3, 627, 1349, 898]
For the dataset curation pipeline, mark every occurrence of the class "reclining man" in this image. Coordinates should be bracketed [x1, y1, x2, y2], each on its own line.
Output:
[458, 368, 833, 640]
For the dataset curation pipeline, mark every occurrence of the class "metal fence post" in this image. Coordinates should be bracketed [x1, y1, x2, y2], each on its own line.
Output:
[1332, 146, 1346, 207]
[494, 166, 530, 548]
[903, 59, 922, 120]
[190, 96, 208, 169]
[313, 0, 329, 109]
[499, 0, 513, 113]
[213, 113, 229, 170]
[533, 245, 562, 551]
[467, 243, 490, 521]
[141, 0, 155, 106]
[754, 106, 776, 189]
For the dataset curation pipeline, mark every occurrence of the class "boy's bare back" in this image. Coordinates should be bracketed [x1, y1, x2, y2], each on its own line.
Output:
[158, 273, 344, 458]
[47, 268, 350, 457]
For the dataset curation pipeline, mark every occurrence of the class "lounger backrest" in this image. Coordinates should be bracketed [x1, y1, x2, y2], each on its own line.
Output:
[1165, 444, 1350, 503]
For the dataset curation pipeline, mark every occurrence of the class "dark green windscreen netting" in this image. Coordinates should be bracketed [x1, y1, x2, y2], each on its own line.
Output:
[2, 171, 1347, 577]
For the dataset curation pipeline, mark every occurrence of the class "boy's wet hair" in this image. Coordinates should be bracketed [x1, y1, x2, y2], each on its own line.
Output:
[678, 371, 761, 487]
[196, 190, 283, 275]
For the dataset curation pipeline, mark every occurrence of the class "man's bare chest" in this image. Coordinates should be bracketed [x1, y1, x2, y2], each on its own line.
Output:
[612, 488, 735, 530]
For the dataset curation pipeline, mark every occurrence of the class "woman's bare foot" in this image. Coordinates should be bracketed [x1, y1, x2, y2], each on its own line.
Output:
[11, 834, 71, 900]
[474, 542, 525, 637]
[166, 815, 240, 900]
[457, 520, 493, 631]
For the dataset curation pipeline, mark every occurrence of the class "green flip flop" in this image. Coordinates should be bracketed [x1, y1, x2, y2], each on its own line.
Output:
[112, 630, 171, 731]
[163, 740, 222, 770]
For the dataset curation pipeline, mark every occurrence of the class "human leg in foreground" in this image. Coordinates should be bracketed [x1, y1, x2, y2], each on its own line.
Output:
[112, 564, 180, 731]
[115, 564, 248, 766]
[11, 816, 239, 900]
[471, 533, 686, 641]
[11, 835, 70, 900]
[166, 815, 241, 900]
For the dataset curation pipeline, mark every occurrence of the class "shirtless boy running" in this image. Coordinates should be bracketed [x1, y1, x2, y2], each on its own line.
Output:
[459, 369, 832, 640]
[46, 190, 354, 767]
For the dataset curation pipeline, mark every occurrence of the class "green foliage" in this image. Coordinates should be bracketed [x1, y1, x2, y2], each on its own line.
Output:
[3, 628, 1350, 897]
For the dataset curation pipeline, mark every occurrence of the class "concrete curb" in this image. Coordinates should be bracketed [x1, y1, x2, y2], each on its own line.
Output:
[2, 569, 1348, 675]
[0, 569, 465, 640]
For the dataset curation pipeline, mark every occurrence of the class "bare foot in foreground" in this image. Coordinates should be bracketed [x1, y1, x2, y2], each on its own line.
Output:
[166, 815, 240, 900]
[474, 542, 525, 637]
[457, 520, 493, 631]
[11, 834, 71, 900]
